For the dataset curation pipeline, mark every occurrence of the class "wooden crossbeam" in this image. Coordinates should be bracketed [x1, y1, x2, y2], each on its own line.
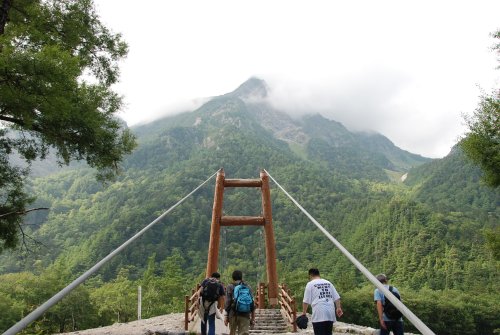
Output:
[224, 178, 262, 187]
[220, 216, 265, 226]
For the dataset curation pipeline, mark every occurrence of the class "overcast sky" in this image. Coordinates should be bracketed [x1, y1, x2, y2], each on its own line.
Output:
[94, 0, 499, 158]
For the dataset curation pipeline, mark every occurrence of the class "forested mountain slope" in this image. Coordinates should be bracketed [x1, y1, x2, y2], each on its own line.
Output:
[1, 79, 498, 335]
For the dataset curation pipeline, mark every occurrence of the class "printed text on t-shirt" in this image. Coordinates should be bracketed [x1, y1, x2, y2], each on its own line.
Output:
[314, 283, 333, 299]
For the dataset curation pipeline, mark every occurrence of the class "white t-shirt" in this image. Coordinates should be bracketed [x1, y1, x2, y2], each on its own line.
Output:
[303, 278, 340, 323]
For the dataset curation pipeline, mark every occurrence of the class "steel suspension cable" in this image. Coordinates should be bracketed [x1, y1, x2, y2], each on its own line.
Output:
[3, 171, 218, 335]
[264, 169, 436, 335]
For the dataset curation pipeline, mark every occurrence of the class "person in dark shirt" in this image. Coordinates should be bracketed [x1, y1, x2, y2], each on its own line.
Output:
[198, 272, 225, 335]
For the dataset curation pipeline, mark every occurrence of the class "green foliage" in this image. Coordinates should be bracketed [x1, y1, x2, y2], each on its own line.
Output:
[459, 30, 500, 188]
[0, 0, 137, 251]
[91, 268, 136, 324]
[342, 287, 500, 335]
[460, 91, 500, 187]
[485, 226, 500, 260]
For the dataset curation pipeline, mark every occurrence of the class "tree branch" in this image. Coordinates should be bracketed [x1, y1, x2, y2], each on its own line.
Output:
[0, 114, 43, 132]
[17, 221, 48, 254]
[0, 207, 49, 218]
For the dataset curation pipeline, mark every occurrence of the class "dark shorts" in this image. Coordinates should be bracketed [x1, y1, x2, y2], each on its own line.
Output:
[380, 320, 404, 335]
[312, 321, 333, 335]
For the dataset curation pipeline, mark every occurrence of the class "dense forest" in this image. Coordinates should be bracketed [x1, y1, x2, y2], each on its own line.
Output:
[1, 79, 498, 334]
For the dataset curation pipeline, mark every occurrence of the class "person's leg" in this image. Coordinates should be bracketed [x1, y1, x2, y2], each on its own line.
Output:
[390, 321, 404, 335]
[379, 321, 391, 335]
[312, 322, 320, 335]
[312, 321, 331, 335]
[207, 313, 216, 335]
[325, 321, 333, 334]
[236, 316, 250, 335]
[201, 313, 208, 335]
[229, 316, 236, 335]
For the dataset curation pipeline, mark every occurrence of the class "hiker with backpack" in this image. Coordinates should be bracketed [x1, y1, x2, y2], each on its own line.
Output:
[224, 270, 255, 335]
[374, 273, 404, 335]
[198, 272, 225, 335]
[301, 268, 343, 335]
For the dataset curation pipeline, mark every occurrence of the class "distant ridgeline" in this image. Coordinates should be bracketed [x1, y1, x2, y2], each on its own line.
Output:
[1, 78, 498, 334]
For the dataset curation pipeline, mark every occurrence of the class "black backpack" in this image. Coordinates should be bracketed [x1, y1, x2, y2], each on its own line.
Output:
[202, 278, 221, 302]
[383, 286, 403, 320]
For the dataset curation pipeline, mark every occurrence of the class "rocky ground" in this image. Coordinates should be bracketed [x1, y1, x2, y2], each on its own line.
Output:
[57, 313, 418, 335]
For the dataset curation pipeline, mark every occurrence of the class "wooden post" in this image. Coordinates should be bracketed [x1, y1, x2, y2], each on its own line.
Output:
[184, 295, 189, 330]
[206, 169, 225, 277]
[258, 282, 266, 309]
[260, 170, 279, 306]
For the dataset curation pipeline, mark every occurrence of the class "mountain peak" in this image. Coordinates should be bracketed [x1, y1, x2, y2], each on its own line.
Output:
[228, 77, 268, 100]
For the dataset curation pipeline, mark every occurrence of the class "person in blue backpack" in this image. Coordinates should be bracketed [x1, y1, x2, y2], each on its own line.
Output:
[374, 274, 404, 335]
[224, 270, 255, 335]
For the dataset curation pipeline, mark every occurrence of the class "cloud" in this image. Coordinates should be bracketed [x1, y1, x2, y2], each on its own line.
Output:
[94, 0, 500, 158]
[263, 68, 474, 158]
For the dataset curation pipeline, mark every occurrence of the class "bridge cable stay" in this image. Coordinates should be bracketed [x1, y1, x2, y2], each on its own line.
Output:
[3, 171, 218, 335]
[263, 169, 436, 335]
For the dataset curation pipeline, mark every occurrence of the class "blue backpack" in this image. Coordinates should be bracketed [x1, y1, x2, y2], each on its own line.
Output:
[233, 283, 254, 313]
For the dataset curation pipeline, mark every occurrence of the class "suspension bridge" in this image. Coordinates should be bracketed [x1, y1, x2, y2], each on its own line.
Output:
[3, 169, 436, 335]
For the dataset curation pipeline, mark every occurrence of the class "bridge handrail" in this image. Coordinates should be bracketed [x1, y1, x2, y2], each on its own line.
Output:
[278, 283, 297, 332]
[3, 171, 217, 335]
[264, 169, 436, 335]
[184, 284, 201, 330]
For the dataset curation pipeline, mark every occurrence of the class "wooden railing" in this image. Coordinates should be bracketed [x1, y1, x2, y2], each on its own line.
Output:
[255, 282, 267, 309]
[278, 283, 297, 332]
[184, 284, 200, 331]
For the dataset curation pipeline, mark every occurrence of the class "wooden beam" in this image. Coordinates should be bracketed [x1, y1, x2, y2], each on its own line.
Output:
[224, 179, 262, 188]
[220, 216, 265, 226]
[206, 169, 225, 277]
[261, 169, 279, 306]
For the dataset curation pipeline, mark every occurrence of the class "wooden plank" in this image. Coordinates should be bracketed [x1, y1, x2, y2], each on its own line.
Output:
[220, 216, 265, 226]
[224, 179, 262, 187]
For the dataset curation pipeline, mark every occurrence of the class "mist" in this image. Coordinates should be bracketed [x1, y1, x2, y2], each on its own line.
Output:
[263, 72, 471, 158]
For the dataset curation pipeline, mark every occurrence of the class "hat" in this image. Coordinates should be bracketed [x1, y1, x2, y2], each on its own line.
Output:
[296, 314, 308, 329]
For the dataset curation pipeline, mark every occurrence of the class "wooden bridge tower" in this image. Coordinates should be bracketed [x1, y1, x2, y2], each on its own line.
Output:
[206, 168, 279, 306]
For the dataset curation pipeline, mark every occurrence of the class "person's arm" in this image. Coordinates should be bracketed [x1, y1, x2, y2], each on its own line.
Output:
[376, 300, 387, 330]
[218, 284, 225, 311]
[334, 299, 343, 318]
[302, 283, 310, 315]
[302, 302, 309, 315]
[198, 279, 207, 297]
[250, 287, 256, 325]
[224, 285, 232, 326]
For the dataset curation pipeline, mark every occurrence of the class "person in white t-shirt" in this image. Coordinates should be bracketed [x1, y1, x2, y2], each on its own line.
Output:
[302, 268, 343, 335]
